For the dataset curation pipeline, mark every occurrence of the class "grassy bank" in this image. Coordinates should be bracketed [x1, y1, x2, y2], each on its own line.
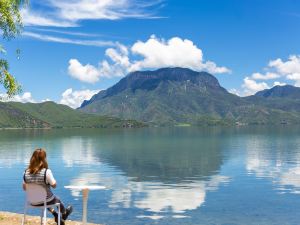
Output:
[0, 211, 101, 225]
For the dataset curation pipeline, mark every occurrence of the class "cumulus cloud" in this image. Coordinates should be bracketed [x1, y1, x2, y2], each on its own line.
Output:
[240, 78, 288, 96]
[251, 72, 280, 80]
[68, 36, 230, 83]
[241, 77, 270, 96]
[129, 36, 230, 73]
[59, 88, 100, 108]
[228, 88, 241, 96]
[273, 81, 287, 86]
[22, 0, 164, 27]
[68, 59, 102, 83]
[99, 43, 131, 77]
[42, 99, 51, 103]
[239, 55, 300, 95]
[0, 92, 36, 103]
[1, 89, 99, 108]
[268, 55, 300, 86]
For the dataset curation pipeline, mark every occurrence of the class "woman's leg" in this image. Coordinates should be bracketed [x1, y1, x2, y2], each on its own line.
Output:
[47, 196, 72, 223]
[32, 196, 66, 213]
[47, 196, 66, 214]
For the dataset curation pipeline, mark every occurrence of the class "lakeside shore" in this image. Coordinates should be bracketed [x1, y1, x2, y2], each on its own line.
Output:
[0, 211, 101, 225]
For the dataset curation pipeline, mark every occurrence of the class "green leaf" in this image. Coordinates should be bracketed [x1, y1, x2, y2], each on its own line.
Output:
[1, 70, 21, 97]
[0, 45, 7, 54]
[0, 0, 28, 95]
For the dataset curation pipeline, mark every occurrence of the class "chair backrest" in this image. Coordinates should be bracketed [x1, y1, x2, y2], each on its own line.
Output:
[25, 183, 47, 204]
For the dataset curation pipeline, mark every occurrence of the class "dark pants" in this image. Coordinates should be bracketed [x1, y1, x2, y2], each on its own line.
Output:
[32, 195, 66, 215]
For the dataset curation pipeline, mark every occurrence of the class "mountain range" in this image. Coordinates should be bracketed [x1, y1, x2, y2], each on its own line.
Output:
[0, 101, 142, 128]
[79, 67, 300, 126]
[2, 67, 300, 128]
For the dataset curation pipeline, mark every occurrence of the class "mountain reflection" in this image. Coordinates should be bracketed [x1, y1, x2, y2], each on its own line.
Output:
[3, 127, 300, 223]
[93, 128, 227, 182]
[64, 128, 230, 218]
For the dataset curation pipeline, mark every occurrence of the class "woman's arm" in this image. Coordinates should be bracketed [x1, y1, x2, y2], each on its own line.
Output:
[46, 169, 57, 189]
[22, 182, 26, 191]
[51, 182, 57, 188]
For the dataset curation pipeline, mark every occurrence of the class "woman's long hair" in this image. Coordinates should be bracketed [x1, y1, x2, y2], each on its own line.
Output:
[28, 148, 48, 174]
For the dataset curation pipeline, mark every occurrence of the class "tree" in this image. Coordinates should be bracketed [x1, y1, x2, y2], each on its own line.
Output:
[0, 0, 27, 97]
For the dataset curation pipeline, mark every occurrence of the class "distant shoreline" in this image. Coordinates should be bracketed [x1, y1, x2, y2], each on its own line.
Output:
[0, 126, 141, 130]
[0, 127, 52, 130]
[0, 211, 101, 225]
[0, 123, 299, 130]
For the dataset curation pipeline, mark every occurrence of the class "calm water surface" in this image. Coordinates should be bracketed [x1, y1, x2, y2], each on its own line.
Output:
[0, 127, 300, 225]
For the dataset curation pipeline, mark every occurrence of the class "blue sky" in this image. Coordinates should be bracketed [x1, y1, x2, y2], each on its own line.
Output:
[2, 0, 300, 107]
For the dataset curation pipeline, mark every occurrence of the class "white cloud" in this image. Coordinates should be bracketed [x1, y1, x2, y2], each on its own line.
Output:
[273, 81, 287, 86]
[251, 72, 280, 80]
[68, 59, 102, 83]
[29, 27, 104, 38]
[68, 36, 230, 83]
[59, 88, 100, 108]
[239, 55, 300, 95]
[268, 55, 300, 86]
[228, 88, 241, 96]
[129, 36, 230, 73]
[241, 77, 270, 96]
[23, 31, 115, 47]
[22, 0, 164, 27]
[1, 89, 99, 108]
[130, 36, 203, 71]
[21, 9, 76, 27]
[269, 55, 300, 75]
[99, 43, 131, 77]
[0, 92, 36, 103]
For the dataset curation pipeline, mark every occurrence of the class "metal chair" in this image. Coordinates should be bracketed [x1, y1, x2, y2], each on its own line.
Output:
[21, 183, 61, 225]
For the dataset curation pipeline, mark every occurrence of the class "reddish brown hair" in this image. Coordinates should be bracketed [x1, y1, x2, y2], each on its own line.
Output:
[28, 148, 48, 174]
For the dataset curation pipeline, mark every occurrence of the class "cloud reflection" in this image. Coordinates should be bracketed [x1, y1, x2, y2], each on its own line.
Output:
[68, 172, 103, 197]
[61, 137, 101, 167]
[66, 167, 229, 219]
[245, 137, 300, 194]
[0, 141, 34, 168]
[109, 175, 229, 218]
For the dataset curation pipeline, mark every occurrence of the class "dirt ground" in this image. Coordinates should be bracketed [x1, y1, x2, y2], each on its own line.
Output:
[0, 211, 101, 225]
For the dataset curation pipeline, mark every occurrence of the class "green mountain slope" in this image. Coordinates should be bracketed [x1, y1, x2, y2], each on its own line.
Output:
[255, 85, 300, 98]
[245, 85, 300, 113]
[79, 68, 300, 125]
[0, 102, 50, 128]
[0, 101, 142, 128]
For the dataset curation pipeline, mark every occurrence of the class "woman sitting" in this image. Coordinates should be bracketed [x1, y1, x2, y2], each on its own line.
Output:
[23, 148, 73, 225]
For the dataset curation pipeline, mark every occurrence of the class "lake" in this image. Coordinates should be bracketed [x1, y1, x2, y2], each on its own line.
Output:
[1, 127, 300, 225]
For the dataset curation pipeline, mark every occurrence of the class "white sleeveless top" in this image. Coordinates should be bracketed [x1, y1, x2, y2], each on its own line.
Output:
[23, 168, 56, 202]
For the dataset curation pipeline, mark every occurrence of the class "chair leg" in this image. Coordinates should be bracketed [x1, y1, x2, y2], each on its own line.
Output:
[21, 205, 27, 225]
[40, 209, 43, 225]
[58, 204, 61, 225]
[40, 208, 47, 225]
[43, 207, 47, 225]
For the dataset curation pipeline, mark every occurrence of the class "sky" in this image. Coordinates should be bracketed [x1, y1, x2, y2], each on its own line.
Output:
[1, 0, 300, 108]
